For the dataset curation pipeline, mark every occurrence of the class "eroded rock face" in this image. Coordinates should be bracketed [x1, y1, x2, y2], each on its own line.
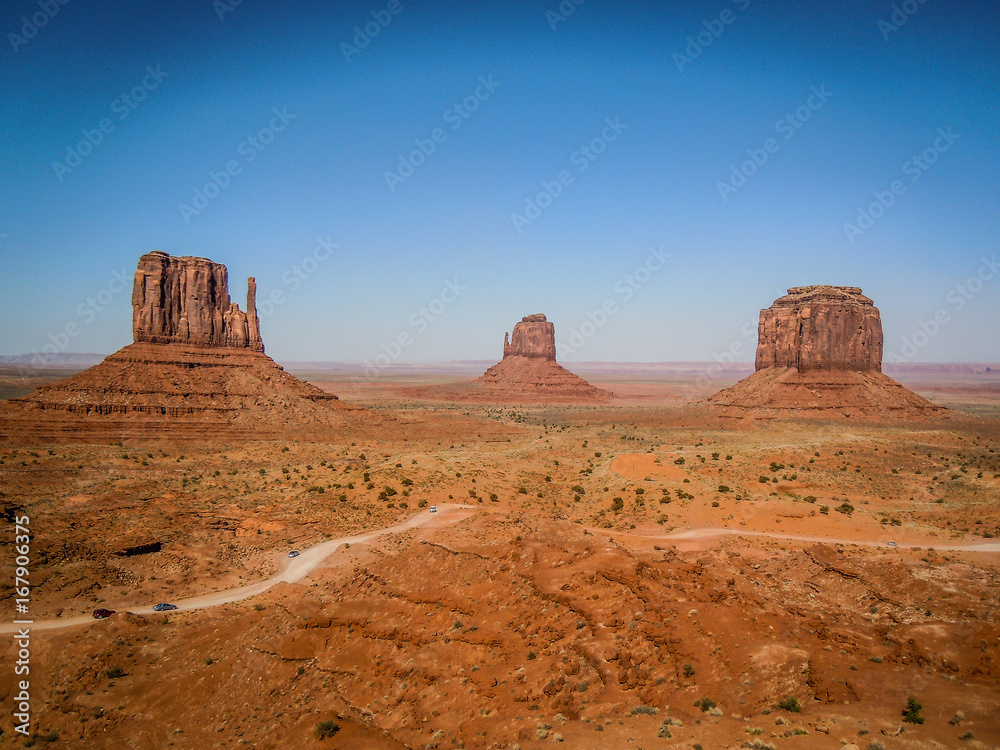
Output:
[132, 251, 264, 351]
[503, 314, 556, 361]
[755, 286, 882, 372]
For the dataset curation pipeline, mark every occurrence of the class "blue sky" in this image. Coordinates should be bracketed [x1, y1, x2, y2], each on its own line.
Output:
[1, 0, 997, 364]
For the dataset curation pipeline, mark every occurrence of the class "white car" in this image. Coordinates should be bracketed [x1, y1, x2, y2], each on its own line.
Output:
[887, 542, 898, 548]
[429, 506, 437, 513]
[288, 550, 300, 558]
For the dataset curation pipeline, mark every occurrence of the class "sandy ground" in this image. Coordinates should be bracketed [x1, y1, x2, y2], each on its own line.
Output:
[0, 366, 998, 748]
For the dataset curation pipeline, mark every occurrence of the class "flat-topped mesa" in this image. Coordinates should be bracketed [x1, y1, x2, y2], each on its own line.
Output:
[132, 251, 264, 352]
[502, 314, 556, 361]
[755, 285, 882, 372]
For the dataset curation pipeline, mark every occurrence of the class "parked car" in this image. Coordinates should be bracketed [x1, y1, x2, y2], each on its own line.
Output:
[429, 506, 437, 513]
[92, 608, 116, 619]
[288, 550, 300, 558]
[887, 541, 898, 548]
[152, 603, 178, 612]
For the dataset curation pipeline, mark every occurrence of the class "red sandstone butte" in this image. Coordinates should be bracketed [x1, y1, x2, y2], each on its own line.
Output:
[0, 251, 366, 441]
[707, 286, 942, 419]
[133, 251, 264, 352]
[477, 315, 610, 402]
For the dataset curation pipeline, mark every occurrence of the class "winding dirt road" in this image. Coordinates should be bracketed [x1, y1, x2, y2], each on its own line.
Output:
[2, 504, 476, 635]
[5, 507, 996, 635]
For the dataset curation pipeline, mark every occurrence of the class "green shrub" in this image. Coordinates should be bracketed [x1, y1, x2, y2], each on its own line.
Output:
[694, 697, 716, 712]
[777, 696, 801, 713]
[315, 720, 340, 739]
[902, 696, 925, 724]
[628, 705, 659, 716]
[104, 666, 124, 679]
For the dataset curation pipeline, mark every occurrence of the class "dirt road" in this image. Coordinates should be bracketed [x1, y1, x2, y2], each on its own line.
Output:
[1, 504, 476, 634]
[6, 506, 995, 634]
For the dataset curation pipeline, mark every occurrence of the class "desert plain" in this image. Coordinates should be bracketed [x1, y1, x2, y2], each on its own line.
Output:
[0, 360, 998, 750]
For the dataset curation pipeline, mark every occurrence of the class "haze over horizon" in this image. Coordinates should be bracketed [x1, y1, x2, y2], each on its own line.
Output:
[1, 0, 997, 365]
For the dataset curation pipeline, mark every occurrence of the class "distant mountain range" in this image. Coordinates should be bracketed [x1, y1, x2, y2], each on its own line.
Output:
[0, 354, 996, 375]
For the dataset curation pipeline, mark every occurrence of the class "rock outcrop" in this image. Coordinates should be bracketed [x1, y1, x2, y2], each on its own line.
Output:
[133, 251, 264, 351]
[755, 286, 882, 371]
[503, 314, 557, 360]
[476, 315, 611, 402]
[0, 251, 366, 441]
[706, 287, 943, 420]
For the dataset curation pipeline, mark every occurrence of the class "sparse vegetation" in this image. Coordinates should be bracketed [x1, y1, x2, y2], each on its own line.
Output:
[315, 719, 340, 739]
[902, 696, 925, 724]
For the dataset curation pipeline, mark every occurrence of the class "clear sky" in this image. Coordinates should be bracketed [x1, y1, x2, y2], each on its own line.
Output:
[1, 0, 997, 365]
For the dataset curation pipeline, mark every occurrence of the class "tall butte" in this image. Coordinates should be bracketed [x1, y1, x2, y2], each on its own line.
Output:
[476, 314, 610, 401]
[0, 251, 365, 441]
[706, 286, 942, 418]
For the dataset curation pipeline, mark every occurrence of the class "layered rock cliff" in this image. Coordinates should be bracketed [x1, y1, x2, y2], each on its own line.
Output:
[477, 314, 610, 402]
[706, 286, 942, 420]
[132, 251, 264, 352]
[755, 286, 882, 372]
[503, 314, 557, 361]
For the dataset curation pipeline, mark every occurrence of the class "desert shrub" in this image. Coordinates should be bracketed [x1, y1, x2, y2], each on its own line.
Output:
[401, 477, 413, 486]
[777, 696, 801, 713]
[718, 485, 731, 493]
[694, 697, 716, 712]
[683, 663, 695, 678]
[804, 495, 818, 503]
[835, 502, 855, 515]
[517, 486, 528, 494]
[628, 705, 659, 716]
[746, 726, 763, 734]
[819, 505, 830, 514]
[611, 497, 624, 512]
[866, 742, 885, 750]
[315, 720, 340, 739]
[658, 721, 672, 738]
[949, 711, 964, 726]
[959, 731, 975, 740]
[902, 696, 925, 724]
[759, 475, 770, 484]
[674, 457, 685, 465]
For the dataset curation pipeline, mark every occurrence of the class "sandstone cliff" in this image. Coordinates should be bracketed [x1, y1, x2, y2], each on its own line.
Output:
[706, 286, 942, 420]
[132, 251, 264, 352]
[476, 314, 611, 402]
[755, 286, 882, 372]
[503, 314, 557, 361]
